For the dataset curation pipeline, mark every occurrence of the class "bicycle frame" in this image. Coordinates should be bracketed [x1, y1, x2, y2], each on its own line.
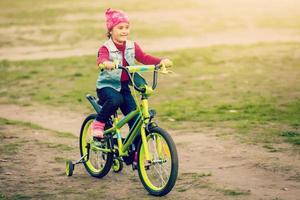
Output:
[91, 64, 161, 162]
[74, 63, 178, 196]
[110, 100, 150, 159]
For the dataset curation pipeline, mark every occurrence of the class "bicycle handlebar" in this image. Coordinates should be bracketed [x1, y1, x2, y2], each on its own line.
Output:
[117, 64, 162, 93]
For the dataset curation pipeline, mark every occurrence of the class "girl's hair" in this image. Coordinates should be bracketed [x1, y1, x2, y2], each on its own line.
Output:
[107, 32, 111, 39]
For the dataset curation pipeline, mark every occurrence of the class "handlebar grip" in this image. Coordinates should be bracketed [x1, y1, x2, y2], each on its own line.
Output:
[155, 63, 162, 70]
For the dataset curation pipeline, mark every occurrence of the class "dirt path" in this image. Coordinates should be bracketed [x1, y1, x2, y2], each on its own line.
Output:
[1, 29, 300, 61]
[0, 104, 84, 135]
[1, 103, 300, 199]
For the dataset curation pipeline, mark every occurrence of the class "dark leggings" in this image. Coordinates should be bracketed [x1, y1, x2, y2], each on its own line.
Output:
[96, 82, 138, 129]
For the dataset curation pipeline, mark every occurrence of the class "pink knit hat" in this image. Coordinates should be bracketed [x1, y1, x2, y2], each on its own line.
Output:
[105, 8, 129, 31]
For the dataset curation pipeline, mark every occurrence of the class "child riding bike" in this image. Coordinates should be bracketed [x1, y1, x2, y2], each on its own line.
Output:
[65, 8, 177, 196]
[92, 8, 173, 143]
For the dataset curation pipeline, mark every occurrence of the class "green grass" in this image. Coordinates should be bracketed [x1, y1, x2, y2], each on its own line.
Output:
[280, 131, 300, 146]
[54, 131, 77, 139]
[0, 193, 31, 200]
[1, 42, 300, 147]
[0, 117, 42, 129]
[177, 172, 212, 192]
[178, 172, 251, 196]
[262, 144, 281, 152]
[217, 188, 251, 196]
[35, 141, 73, 151]
[54, 157, 67, 163]
[181, 172, 212, 179]
[0, 142, 22, 155]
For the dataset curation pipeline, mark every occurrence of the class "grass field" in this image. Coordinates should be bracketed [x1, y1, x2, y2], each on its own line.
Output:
[1, 42, 299, 147]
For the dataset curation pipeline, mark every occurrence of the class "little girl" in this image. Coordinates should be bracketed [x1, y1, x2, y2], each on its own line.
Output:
[92, 8, 172, 139]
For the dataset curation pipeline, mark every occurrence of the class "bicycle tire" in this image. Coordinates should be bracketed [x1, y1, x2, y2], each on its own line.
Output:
[137, 127, 178, 196]
[79, 114, 113, 178]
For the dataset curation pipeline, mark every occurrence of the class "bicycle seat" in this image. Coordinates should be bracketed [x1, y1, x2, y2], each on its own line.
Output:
[86, 94, 102, 114]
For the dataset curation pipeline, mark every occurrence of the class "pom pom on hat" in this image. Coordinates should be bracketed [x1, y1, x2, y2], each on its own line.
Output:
[105, 8, 129, 31]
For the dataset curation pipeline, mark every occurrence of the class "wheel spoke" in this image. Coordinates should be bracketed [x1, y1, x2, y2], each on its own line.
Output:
[161, 163, 170, 177]
[140, 132, 174, 189]
[153, 164, 166, 186]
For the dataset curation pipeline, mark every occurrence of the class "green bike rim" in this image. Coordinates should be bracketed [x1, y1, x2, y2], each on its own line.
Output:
[65, 162, 70, 175]
[81, 119, 103, 173]
[139, 133, 172, 191]
[112, 159, 120, 171]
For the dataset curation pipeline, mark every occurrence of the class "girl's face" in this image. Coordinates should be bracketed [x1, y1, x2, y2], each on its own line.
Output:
[110, 22, 130, 44]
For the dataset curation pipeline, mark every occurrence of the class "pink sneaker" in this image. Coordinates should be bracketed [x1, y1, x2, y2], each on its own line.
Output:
[91, 120, 105, 139]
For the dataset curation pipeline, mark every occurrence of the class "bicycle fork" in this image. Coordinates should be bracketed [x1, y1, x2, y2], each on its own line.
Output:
[141, 123, 151, 162]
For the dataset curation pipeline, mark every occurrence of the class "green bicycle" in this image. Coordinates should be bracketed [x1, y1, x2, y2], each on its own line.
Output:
[66, 64, 178, 196]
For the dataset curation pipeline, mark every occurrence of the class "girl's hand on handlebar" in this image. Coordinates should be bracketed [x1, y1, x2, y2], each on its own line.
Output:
[100, 61, 116, 71]
[160, 58, 173, 68]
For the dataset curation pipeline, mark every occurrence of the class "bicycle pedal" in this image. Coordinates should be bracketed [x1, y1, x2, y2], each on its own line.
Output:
[92, 137, 105, 146]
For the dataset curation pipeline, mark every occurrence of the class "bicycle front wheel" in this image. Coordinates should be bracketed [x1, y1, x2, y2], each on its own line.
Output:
[79, 114, 113, 178]
[137, 127, 178, 196]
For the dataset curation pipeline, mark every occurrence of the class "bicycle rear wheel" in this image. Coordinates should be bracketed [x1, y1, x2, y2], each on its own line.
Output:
[79, 114, 113, 178]
[137, 127, 178, 196]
